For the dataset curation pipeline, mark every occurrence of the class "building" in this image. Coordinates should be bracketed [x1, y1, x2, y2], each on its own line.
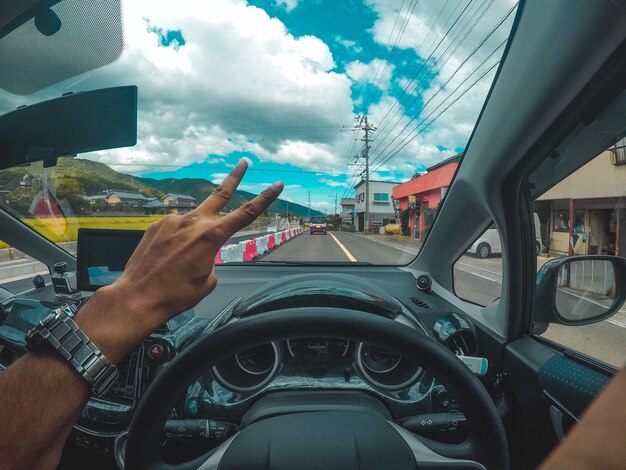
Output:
[535, 143, 626, 256]
[340, 198, 355, 231]
[392, 154, 461, 238]
[354, 180, 400, 232]
[105, 190, 147, 207]
[162, 193, 197, 214]
[144, 197, 165, 214]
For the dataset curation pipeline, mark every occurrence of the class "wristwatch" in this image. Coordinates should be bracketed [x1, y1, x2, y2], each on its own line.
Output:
[26, 304, 120, 398]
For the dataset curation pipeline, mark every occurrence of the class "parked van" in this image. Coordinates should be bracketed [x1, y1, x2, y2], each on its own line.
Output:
[469, 213, 542, 258]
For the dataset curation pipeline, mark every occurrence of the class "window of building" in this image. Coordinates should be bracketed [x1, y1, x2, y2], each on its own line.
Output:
[610, 137, 626, 165]
[373, 193, 389, 204]
[552, 209, 584, 232]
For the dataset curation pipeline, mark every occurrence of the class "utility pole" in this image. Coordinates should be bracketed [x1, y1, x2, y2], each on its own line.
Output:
[355, 115, 374, 234]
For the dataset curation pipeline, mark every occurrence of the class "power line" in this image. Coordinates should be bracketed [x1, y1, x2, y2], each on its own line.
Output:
[369, 0, 407, 96]
[371, 57, 501, 173]
[370, 36, 507, 170]
[369, 3, 515, 169]
[370, 0, 421, 99]
[372, 0, 477, 138]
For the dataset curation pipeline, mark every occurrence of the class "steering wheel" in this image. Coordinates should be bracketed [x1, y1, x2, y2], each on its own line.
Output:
[125, 308, 509, 469]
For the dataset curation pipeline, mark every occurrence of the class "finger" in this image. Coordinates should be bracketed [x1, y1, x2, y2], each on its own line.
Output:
[191, 159, 248, 217]
[219, 181, 283, 235]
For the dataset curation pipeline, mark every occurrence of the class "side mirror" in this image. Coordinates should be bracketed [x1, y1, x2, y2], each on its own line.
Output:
[533, 255, 626, 331]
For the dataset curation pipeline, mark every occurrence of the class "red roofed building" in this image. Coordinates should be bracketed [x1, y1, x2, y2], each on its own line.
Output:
[392, 154, 461, 238]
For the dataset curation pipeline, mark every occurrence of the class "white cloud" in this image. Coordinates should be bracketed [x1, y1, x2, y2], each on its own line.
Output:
[310, 201, 330, 210]
[274, 0, 298, 12]
[346, 58, 395, 91]
[334, 36, 363, 54]
[319, 178, 345, 187]
[210, 172, 230, 184]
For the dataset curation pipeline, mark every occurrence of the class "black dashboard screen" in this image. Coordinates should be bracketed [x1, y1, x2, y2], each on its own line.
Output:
[77, 228, 144, 291]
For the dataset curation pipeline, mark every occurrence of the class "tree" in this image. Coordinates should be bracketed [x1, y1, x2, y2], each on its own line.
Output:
[327, 214, 342, 230]
[400, 209, 410, 236]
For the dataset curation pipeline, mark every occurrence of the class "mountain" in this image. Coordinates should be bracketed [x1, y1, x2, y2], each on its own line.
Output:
[0, 157, 162, 197]
[136, 176, 321, 217]
[0, 157, 322, 217]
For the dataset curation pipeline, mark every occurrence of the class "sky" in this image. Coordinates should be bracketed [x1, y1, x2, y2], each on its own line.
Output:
[0, 0, 517, 213]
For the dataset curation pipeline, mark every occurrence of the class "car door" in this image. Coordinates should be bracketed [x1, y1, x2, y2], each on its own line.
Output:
[502, 129, 626, 469]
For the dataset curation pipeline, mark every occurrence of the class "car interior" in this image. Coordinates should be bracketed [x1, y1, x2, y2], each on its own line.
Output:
[0, 1, 625, 469]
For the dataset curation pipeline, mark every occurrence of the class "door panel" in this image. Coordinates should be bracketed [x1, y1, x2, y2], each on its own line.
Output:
[503, 336, 612, 470]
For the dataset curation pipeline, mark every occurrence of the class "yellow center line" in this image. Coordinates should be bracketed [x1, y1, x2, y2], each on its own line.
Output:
[328, 232, 357, 262]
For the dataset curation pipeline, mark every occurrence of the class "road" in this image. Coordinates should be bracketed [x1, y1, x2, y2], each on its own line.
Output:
[2, 229, 624, 367]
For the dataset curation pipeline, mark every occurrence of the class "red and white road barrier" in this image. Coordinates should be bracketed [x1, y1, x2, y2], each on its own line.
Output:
[216, 228, 301, 264]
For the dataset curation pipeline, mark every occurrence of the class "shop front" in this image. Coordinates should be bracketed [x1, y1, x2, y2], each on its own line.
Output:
[391, 155, 460, 239]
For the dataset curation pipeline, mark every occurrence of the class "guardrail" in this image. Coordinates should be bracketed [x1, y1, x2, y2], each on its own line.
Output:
[214, 228, 303, 265]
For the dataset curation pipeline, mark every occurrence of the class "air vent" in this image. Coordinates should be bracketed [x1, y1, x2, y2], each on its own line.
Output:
[446, 331, 478, 356]
[433, 313, 479, 356]
[409, 297, 432, 309]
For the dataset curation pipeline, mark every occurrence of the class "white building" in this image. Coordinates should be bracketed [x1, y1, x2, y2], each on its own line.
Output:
[354, 180, 400, 232]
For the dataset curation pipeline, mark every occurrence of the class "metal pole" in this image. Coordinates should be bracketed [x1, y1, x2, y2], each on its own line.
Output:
[364, 116, 370, 235]
[568, 198, 574, 256]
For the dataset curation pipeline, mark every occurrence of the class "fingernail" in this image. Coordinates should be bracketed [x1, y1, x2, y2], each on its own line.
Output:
[272, 181, 284, 190]
[237, 158, 247, 169]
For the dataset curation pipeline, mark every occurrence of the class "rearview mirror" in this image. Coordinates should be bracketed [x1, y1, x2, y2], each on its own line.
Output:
[533, 255, 626, 330]
[0, 86, 137, 170]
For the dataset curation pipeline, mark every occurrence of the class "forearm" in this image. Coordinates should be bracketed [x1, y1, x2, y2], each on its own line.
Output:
[0, 284, 159, 469]
[540, 366, 626, 469]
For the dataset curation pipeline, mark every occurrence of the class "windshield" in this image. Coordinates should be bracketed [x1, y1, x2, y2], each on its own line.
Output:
[0, 0, 516, 267]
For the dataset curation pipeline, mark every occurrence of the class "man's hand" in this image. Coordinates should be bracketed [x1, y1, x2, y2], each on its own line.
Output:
[116, 159, 282, 324]
[76, 159, 283, 362]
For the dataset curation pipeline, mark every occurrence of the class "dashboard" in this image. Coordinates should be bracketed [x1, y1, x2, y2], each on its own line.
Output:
[0, 230, 492, 467]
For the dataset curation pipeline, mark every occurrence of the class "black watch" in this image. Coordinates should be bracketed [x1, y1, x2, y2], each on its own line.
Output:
[26, 304, 119, 398]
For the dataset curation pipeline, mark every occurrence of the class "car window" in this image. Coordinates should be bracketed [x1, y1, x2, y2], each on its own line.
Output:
[531, 142, 626, 368]
[453, 223, 503, 306]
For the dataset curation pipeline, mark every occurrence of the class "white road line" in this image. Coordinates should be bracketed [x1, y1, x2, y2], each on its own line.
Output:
[346, 233, 420, 255]
[328, 233, 357, 262]
[608, 316, 626, 328]
[455, 261, 502, 279]
[454, 264, 502, 283]
[559, 288, 613, 309]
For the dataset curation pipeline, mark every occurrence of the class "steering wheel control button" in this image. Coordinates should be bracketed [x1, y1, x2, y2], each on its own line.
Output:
[398, 412, 467, 440]
[148, 343, 164, 360]
[416, 274, 432, 292]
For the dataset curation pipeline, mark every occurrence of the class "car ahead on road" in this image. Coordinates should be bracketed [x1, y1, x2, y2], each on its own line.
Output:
[309, 216, 327, 235]
[469, 214, 542, 258]
[0, 2, 625, 470]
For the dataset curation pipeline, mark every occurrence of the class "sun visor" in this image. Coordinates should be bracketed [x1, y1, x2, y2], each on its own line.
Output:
[0, 0, 124, 95]
[0, 86, 137, 170]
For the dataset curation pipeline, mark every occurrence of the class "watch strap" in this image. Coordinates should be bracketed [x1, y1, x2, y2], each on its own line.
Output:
[27, 305, 119, 398]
